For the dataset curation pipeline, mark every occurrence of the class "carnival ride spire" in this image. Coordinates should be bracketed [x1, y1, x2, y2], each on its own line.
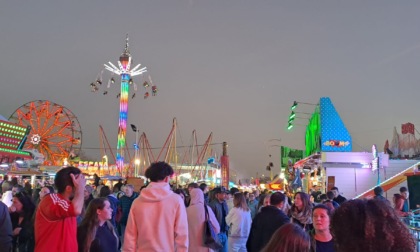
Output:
[101, 35, 147, 174]
[123, 34, 130, 56]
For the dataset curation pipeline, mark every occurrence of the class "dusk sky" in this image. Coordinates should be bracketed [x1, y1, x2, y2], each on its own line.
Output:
[1, 1, 420, 179]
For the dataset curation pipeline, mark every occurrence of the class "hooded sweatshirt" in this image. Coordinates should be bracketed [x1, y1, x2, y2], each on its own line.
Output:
[123, 182, 189, 252]
[186, 188, 220, 252]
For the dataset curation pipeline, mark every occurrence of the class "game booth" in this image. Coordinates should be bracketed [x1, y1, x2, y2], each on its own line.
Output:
[282, 97, 420, 203]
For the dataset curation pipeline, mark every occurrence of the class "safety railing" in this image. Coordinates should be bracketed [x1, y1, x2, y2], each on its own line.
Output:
[402, 213, 420, 252]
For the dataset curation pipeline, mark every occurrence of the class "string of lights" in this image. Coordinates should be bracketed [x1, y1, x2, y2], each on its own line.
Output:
[81, 142, 225, 151]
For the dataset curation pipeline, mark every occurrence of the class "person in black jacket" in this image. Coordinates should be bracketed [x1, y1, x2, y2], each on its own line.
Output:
[208, 187, 229, 252]
[246, 192, 290, 252]
[10, 192, 36, 252]
[331, 187, 347, 205]
[0, 201, 13, 251]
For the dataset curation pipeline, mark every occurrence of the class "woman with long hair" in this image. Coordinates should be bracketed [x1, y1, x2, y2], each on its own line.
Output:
[261, 223, 310, 252]
[77, 198, 119, 252]
[310, 204, 335, 252]
[99, 186, 119, 228]
[257, 193, 271, 213]
[225, 192, 252, 252]
[9, 191, 36, 252]
[331, 199, 415, 252]
[290, 192, 313, 231]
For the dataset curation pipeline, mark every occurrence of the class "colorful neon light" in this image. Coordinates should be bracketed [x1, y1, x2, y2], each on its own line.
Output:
[322, 140, 350, 147]
[0, 120, 29, 150]
[0, 148, 31, 156]
[103, 35, 147, 173]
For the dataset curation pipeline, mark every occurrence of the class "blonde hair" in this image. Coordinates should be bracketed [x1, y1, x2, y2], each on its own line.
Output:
[233, 192, 249, 211]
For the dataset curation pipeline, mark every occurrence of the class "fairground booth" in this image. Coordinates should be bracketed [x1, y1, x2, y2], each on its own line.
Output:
[0, 119, 32, 167]
[280, 97, 420, 205]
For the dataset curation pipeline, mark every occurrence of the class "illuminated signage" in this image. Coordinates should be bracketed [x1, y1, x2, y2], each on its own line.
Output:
[323, 140, 350, 147]
[30, 134, 41, 145]
[317, 97, 352, 153]
[268, 183, 283, 190]
[0, 120, 30, 151]
[371, 145, 379, 171]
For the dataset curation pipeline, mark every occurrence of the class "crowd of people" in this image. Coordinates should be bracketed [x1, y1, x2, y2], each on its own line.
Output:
[0, 162, 417, 252]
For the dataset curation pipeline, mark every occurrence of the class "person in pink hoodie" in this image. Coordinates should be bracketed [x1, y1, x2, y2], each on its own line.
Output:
[187, 188, 220, 252]
[123, 162, 189, 252]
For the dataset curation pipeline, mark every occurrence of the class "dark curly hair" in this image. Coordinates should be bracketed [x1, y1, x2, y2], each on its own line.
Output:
[145, 162, 174, 182]
[331, 199, 415, 252]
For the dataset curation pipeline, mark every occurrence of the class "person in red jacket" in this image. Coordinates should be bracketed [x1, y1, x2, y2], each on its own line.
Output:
[394, 186, 411, 217]
[34, 167, 86, 252]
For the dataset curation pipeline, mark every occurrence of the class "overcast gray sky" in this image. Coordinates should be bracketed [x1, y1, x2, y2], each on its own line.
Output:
[1, 1, 420, 179]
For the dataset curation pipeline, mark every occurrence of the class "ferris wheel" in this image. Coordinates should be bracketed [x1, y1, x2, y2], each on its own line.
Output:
[9, 100, 82, 165]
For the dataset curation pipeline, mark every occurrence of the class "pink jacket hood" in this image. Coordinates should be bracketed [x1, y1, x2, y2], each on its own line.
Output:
[123, 181, 189, 252]
[189, 188, 204, 206]
[139, 182, 173, 202]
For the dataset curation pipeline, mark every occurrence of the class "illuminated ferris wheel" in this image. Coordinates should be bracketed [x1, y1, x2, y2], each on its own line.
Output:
[9, 100, 82, 165]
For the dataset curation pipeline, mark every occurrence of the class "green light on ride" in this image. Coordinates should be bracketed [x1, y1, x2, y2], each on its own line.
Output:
[289, 112, 296, 120]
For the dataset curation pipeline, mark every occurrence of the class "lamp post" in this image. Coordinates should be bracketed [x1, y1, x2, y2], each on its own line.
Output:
[131, 124, 139, 177]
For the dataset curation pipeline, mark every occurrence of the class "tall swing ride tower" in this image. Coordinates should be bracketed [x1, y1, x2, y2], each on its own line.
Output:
[103, 36, 147, 173]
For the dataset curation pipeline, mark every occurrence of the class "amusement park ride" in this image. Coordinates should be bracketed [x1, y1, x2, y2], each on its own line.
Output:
[0, 119, 32, 165]
[96, 118, 224, 185]
[90, 35, 157, 175]
[4, 100, 82, 168]
[88, 35, 229, 187]
[0, 36, 229, 188]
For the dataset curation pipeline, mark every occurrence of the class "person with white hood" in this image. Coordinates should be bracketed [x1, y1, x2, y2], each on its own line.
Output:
[187, 188, 220, 252]
[1, 181, 13, 208]
[123, 162, 188, 252]
[225, 192, 252, 252]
